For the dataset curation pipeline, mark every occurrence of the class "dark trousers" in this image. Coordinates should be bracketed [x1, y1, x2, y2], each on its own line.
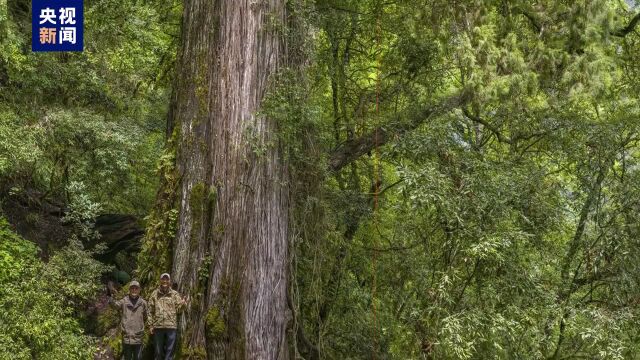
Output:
[153, 328, 177, 360]
[123, 343, 142, 360]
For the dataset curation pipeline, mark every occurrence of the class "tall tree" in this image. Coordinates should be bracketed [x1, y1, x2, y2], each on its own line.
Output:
[141, 0, 290, 358]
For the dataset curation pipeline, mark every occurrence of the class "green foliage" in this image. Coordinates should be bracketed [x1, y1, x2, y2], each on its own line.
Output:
[0, 217, 106, 359]
[289, 1, 640, 359]
[205, 306, 225, 340]
[5, 0, 640, 358]
[43, 239, 112, 308]
[181, 346, 207, 360]
[0, 106, 163, 215]
[63, 181, 103, 241]
[197, 253, 213, 293]
[260, 68, 324, 163]
[96, 303, 121, 337]
[189, 181, 206, 240]
[0, 0, 174, 215]
[136, 134, 180, 284]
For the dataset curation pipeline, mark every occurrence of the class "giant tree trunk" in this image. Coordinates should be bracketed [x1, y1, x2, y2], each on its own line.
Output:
[168, 0, 289, 358]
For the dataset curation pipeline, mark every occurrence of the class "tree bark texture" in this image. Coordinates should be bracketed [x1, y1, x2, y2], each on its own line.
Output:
[168, 0, 288, 358]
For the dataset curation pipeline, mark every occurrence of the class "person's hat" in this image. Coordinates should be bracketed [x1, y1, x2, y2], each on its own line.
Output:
[160, 273, 171, 279]
[129, 280, 140, 288]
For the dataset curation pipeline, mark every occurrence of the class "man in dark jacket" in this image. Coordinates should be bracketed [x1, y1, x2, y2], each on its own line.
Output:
[109, 280, 148, 360]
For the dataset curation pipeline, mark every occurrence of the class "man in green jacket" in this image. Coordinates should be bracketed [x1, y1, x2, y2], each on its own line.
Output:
[108, 280, 148, 360]
[147, 273, 188, 360]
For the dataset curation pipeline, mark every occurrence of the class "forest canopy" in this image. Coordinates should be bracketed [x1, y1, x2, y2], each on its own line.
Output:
[2, 0, 640, 359]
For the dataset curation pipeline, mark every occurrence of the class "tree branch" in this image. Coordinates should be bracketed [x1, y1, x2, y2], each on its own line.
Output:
[612, 12, 640, 37]
[514, 6, 543, 34]
[328, 95, 460, 172]
[462, 108, 513, 144]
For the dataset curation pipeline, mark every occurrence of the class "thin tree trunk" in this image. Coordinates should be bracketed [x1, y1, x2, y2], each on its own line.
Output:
[168, 0, 289, 358]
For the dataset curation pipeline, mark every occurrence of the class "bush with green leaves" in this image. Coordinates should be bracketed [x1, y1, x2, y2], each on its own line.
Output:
[0, 217, 109, 359]
[1, 0, 176, 215]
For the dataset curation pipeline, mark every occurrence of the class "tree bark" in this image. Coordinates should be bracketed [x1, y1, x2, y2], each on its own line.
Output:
[167, 0, 289, 358]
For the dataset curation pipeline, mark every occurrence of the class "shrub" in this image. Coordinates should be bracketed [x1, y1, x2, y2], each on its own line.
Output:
[0, 217, 107, 359]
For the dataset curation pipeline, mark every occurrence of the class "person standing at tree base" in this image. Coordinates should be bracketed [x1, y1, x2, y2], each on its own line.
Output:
[108, 280, 148, 360]
[148, 273, 188, 360]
